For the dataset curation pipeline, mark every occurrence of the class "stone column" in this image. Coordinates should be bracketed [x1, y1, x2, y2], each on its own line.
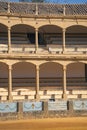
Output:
[18, 102, 23, 119]
[67, 100, 74, 115]
[8, 27, 11, 53]
[35, 3, 38, 15]
[63, 65, 67, 99]
[35, 65, 40, 100]
[62, 28, 66, 53]
[8, 2, 10, 13]
[35, 28, 38, 53]
[8, 65, 13, 101]
[63, 6, 66, 16]
[43, 101, 49, 118]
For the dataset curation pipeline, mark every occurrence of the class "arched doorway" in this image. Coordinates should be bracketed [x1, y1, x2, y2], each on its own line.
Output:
[66, 25, 87, 52]
[0, 62, 8, 88]
[11, 24, 35, 52]
[12, 62, 36, 89]
[39, 25, 62, 48]
[40, 62, 63, 90]
[67, 62, 86, 90]
[0, 23, 8, 53]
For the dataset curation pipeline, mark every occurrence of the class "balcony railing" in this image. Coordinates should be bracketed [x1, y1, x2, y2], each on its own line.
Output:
[0, 44, 87, 54]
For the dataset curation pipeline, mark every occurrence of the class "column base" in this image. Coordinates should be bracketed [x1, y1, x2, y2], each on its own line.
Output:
[35, 94, 40, 101]
[35, 50, 38, 54]
[8, 95, 13, 101]
[8, 50, 12, 54]
[62, 50, 66, 54]
[62, 93, 67, 100]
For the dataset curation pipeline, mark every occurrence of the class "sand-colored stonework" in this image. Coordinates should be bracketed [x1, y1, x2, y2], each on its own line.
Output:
[0, 117, 87, 130]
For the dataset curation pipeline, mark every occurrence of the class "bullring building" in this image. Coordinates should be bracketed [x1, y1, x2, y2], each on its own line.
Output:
[0, 1, 87, 103]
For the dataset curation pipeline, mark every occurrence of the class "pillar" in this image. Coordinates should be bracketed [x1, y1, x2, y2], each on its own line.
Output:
[62, 28, 66, 53]
[35, 3, 38, 15]
[35, 65, 40, 100]
[35, 28, 38, 53]
[8, 65, 13, 101]
[67, 100, 74, 115]
[18, 102, 23, 119]
[8, 27, 11, 53]
[8, 2, 10, 13]
[63, 6, 65, 16]
[42, 101, 49, 118]
[63, 65, 67, 99]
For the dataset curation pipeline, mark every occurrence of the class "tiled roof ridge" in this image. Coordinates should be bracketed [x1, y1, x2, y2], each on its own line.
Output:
[0, 1, 87, 15]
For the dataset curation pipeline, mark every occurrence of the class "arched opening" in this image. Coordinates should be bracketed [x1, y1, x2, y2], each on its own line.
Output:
[66, 25, 87, 51]
[0, 62, 8, 89]
[67, 62, 87, 90]
[39, 25, 62, 48]
[11, 24, 35, 52]
[12, 62, 36, 89]
[40, 62, 63, 90]
[0, 23, 8, 52]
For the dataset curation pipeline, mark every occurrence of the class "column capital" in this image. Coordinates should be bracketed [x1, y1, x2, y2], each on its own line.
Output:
[36, 65, 39, 70]
[8, 27, 11, 31]
[63, 65, 66, 70]
[62, 28, 66, 32]
[35, 28, 38, 32]
[9, 65, 12, 70]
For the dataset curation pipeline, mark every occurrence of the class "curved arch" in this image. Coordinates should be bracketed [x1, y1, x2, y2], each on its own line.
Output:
[0, 61, 8, 67]
[40, 61, 63, 67]
[67, 61, 86, 67]
[11, 23, 35, 31]
[66, 61, 87, 91]
[40, 62, 63, 78]
[65, 23, 87, 29]
[12, 61, 36, 67]
[65, 25, 87, 47]
[39, 61, 63, 88]
[13, 62, 36, 80]
[12, 62, 36, 88]
[38, 24, 62, 46]
[66, 25, 87, 32]
[0, 23, 8, 28]
[0, 62, 8, 81]
[39, 24, 62, 33]
[11, 24, 35, 45]
[67, 62, 85, 78]
[0, 23, 8, 33]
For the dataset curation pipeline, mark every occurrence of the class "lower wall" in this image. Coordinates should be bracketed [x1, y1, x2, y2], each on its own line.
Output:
[0, 100, 87, 120]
